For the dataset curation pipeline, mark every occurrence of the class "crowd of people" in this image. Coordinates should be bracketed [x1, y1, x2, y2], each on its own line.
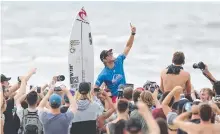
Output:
[1, 24, 220, 134]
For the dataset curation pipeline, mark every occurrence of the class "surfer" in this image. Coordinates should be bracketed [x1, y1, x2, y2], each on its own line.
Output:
[160, 51, 191, 101]
[94, 23, 136, 103]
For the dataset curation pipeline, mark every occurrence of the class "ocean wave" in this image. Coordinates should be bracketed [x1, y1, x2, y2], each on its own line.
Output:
[205, 21, 220, 28]
[1, 56, 68, 64]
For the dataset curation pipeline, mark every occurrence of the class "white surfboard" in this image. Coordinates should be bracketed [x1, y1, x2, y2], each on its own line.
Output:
[68, 7, 94, 91]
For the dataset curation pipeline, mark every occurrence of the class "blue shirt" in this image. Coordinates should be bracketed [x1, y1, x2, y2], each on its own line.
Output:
[38, 111, 74, 134]
[95, 54, 126, 96]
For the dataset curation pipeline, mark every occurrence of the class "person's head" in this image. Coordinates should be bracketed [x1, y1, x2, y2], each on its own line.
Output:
[160, 91, 175, 107]
[75, 82, 93, 101]
[199, 103, 212, 122]
[139, 91, 155, 108]
[126, 118, 142, 134]
[114, 119, 126, 134]
[199, 88, 213, 102]
[156, 118, 169, 134]
[100, 49, 114, 65]
[172, 51, 185, 65]
[49, 93, 62, 109]
[117, 99, 129, 114]
[26, 91, 38, 107]
[172, 98, 189, 114]
[133, 90, 142, 104]
[123, 87, 133, 101]
[1, 74, 11, 89]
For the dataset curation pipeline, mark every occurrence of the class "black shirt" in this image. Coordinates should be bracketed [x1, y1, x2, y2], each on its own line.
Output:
[3, 98, 20, 134]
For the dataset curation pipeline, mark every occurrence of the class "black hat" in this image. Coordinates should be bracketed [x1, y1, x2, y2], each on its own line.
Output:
[100, 49, 112, 62]
[79, 82, 91, 94]
[1, 74, 11, 82]
[126, 118, 142, 133]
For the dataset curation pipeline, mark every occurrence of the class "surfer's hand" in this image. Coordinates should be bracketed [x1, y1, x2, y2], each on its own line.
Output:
[130, 23, 136, 33]
[31, 68, 37, 74]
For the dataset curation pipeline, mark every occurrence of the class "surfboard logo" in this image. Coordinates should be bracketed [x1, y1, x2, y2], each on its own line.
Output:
[79, 9, 87, 20]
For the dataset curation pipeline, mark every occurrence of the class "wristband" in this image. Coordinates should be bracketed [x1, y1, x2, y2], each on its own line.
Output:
[131, 32, 136, 35]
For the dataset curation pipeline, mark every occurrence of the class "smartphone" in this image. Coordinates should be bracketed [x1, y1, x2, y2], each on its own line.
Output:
[37, 87, 41, 93]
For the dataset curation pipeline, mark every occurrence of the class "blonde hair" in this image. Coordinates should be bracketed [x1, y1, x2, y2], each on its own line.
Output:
[74, 90, 93, 102]
[200, 88, 214, 97]
[140, 91, 155, 108]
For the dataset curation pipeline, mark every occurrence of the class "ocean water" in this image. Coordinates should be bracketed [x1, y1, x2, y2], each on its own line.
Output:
[1, 1, 220, 91]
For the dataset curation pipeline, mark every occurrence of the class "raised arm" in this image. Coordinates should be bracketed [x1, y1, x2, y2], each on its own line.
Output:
[14, 76, 28, 101]
[162, 86, 183, 106]
[62, 87, 77, 113]
[203, 65, 217, 85]
[173, 112, 196, 133]
[138, 101, 160, 134]
[7, 68, 36, 96]
[38, 88, 53, 111]
[123, 23, 136, 56]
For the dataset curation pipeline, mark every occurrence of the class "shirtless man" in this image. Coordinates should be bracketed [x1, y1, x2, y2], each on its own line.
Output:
[173, 103, 220, 134]
[160, 51, 191, 99]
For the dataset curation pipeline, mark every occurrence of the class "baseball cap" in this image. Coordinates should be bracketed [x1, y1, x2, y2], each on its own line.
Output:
[49, 93, 62, 107]
[172, 98, 190, 112]
[126, 118, 142, 133]
[152, 108, 166, 120]
[100, 49, 112, 62]
[1, 74, 11, 82]
[78, 82, 91, 94]
[167, 112, 178, 130]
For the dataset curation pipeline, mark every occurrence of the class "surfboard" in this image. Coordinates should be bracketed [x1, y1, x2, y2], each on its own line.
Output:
[68, 7, 94, 91]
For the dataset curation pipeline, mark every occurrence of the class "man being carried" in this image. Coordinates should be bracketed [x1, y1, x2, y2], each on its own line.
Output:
[94, 23, 136, 103]
[160, 52, 191, 101]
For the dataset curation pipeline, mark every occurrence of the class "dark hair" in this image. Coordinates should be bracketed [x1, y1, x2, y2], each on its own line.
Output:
[123, 87, 133, 100]
[21, 101, 28, 109]
[172, 51, 185, 65]
[133, 90, 142, 103]
[199, 104, 212, 121]
[126, 118, 142, 134]
[156, 118, 169, 134]
[26, 91, 38, 106]
[113, 119, 126, 134]
[117, 99, 129, 113]
[51, 104, 60, 109]
[160, 91, 175, 107]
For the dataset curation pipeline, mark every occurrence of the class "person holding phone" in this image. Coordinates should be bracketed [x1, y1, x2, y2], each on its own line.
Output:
[94, 23, 136, 103]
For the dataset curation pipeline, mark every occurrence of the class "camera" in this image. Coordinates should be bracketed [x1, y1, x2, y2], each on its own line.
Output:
[143, 81, 159, 93]
[193, 62, 206, 70]
[56, 75, 65, 81]
[94, 87, 101, 92]
[17, 76, 21, 83]
[54, 86, 62, 91]
[37, 87, 41, 93]
[118, 84, 125, 99]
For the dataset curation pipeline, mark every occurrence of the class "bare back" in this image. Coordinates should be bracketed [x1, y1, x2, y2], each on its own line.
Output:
[161, 69, 191, 94]
[187, 124, 220, 134]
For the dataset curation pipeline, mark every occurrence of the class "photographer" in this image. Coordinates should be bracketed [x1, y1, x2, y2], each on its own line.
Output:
[38, 85, 76, 134]
[193, 63, 220, 101]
